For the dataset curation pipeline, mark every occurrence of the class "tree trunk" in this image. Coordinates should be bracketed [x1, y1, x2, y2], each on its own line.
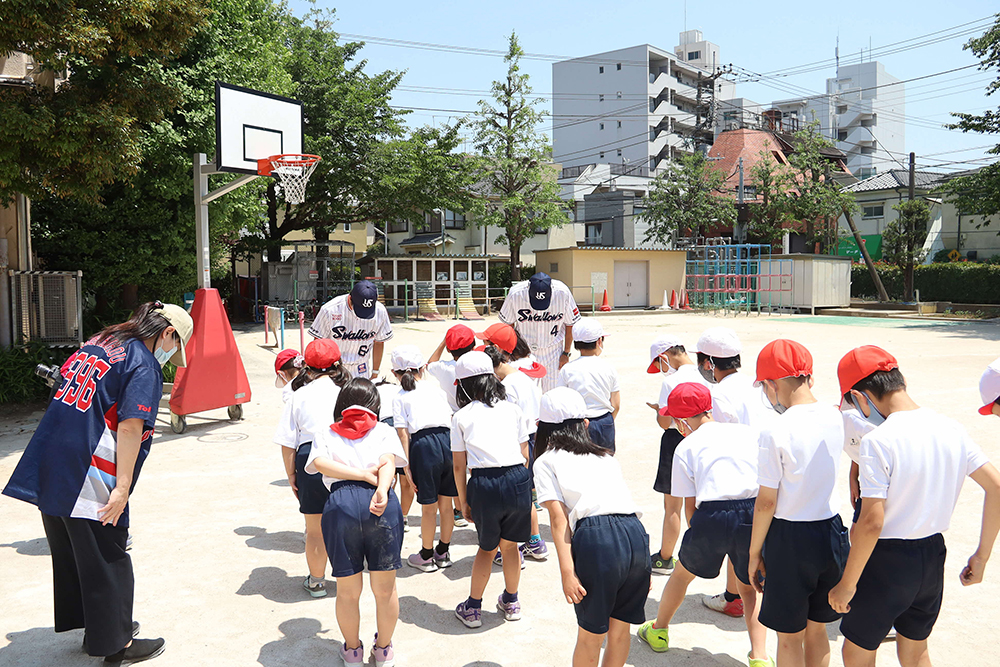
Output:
[315, 226, 330, 302]
[510, 243, 521, 283]
[121, 284, 139, 310]
[904, 212, 915, 302]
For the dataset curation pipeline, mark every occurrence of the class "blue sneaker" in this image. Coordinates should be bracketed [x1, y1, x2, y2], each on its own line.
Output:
[520, 538, 548, 561]
[455, 601, 482, 628]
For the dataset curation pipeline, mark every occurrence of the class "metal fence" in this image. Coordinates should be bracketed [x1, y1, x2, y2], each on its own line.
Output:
[684, 245, 792, 316]
[9, 270, 83, 346]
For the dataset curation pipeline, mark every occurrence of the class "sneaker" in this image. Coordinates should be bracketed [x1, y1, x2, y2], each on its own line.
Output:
[453, 509, 468, 527]
[125, 534, 133, 551]
[103, 638, 165, 665]
[703, 592, 744, 617]
[455, 601, 482, 628]
[85, 622, 139, 653]
[402, 516, 410, 533]
[637, 621, 669, 653]
[406, 552, 439, 572]
[371, 634, 395, 667]
[302, 575, 328, 598]
[339, 642, 364, 666]
[532, 489, 542, 511]
[520, 538, 549, 561]
[748, 653, 774, 667]
[433, 550, 453, 568]
[651, 552, 676, 575]
[493, 548, 525, 569]
[496, 594, 522, 621]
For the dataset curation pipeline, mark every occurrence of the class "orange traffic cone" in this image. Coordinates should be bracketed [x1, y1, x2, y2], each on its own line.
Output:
[669, 289, 678, 310]
[680, 289, 692, 310]
[599, 289, 612, 311]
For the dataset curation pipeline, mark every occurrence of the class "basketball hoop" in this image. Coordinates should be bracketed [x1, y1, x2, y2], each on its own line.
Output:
[257, 154, 321, 205]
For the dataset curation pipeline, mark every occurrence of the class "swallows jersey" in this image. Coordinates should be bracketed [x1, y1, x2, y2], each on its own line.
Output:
[499, 279, 581, 351]
[308, 294, 393, 376]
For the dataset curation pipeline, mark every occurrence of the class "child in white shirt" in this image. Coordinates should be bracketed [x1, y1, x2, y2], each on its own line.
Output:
[557, 317, 620, 453]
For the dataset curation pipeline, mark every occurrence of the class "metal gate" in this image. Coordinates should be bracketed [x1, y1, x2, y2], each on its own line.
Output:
[9, 270, 83, 346]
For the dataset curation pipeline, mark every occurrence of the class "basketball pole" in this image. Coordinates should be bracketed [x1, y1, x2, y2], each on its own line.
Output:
[193, 153, 259, 289]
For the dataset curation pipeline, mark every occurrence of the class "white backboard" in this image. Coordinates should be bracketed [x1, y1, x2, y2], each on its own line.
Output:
[215, 82, 303, 174]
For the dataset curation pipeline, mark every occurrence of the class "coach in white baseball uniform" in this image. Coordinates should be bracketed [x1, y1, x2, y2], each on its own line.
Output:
[308, 280, 393, 379]
[500, 272, 580, 392]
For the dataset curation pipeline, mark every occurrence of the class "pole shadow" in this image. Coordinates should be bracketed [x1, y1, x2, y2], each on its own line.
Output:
[234, 526, 305, 554]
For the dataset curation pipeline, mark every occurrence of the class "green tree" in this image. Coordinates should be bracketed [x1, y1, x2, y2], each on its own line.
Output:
[468, 32, 568, 282]
[643, 152, 736, 245]
[746, 149, 792, 244]
[883, 199, 931, 301]
[0, 0, 209, 202]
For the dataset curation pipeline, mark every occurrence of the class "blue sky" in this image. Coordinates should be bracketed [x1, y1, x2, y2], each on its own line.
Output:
[289, 0, 998, 174]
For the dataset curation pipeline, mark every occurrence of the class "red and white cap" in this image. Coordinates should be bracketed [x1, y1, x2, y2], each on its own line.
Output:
[660, 382, 713, 418]
[695, 327, 742, 358]
[837, 346, 899, 398]
[573, 317, 605, 344]
[445, 324, 475, 352]
[274, 348, 303, 387]
[755, 339, 813, 385]
[476, 323, 517, 354]
[454, 350, 494, 382]
[390, 345, 425, 372]
[647, 334, 686, 373]
[304, 338, 341, 371]
[979, 357, 1000, 415]
[539, 387, 588, 424]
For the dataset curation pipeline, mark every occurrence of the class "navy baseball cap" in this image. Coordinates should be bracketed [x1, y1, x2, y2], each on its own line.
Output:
[350, 280, 378, 319]
[528, 272, 552, 310]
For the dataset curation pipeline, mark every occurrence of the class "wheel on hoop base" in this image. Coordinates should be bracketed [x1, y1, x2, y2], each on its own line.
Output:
[228, 404, 244, 421]
[170, 412, 187, 434]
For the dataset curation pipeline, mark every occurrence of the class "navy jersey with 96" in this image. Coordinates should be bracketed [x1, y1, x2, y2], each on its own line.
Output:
[3, 337, 162, 528]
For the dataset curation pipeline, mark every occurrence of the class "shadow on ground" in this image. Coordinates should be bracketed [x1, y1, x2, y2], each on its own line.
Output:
[256, 618, 340, 667]
[237, 566, 337, 604]
[0, 537, 49, 556]
[398, 595, 506, 635]
[0, 626, 91, 667]
[235, 526, 305, 554]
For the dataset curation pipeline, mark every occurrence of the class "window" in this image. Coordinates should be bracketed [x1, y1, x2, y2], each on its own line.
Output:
[599, 151, 605, 159]
[343, 223, 352, 232]
[687, 51, 701, 61]
[858, 167, 878, 179]
[617, 120, 622, 128]
[837, 129, 848, 142]
[599, 122, 605, 130]
[772, 150, 786, 165]
[616, 149, 622, 157]
[585, 223, 604, 245]
[599, 66, 604, 74]
[616, 63, 622, 71]
[550, 263, 559, 272]
[444, 209, 466, 229]
[388, 219, 408, 233]
[616, 91, 622, 99]
[599, 94, 605, 102]
[633, 206, 646, 219]
[836, 105, 848, 115]
[862, 203, 885, 219]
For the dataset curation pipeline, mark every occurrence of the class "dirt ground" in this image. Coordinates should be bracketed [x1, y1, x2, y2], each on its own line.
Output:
[1, 310, 998, 667]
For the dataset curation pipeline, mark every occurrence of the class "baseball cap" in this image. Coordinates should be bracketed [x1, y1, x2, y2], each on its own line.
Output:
[304, 339, 341, 371]
[476, 323, 517, 354]
[454, 350, 494, 382]
[837, 346, 899, 398]
[274, 349, 302, 388]
[445, 324, 475, 351]
[695, 327, 742, 359]
[979, 357, 1000, 415]
[573, 317, 605, 344]
[528, 272, 553, 310]
[539, 387, 588, 424]
[391, 345, 425, 372]
[647, 334, 686, 374]
[660, 382, 713, 418]
[755, 339, 813, 385]
[350, 280, 379, 320]
[158, 303, 194, 367]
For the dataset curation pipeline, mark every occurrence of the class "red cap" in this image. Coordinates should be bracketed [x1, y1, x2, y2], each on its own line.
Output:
[837, 346, 899, 398]
[476, 323, 517, 354]
[304, 339, 341, 370]
[660, 382, 712, 418]
[755, 339, 813, 384]
[445, 324, 475, 351]
[274, 349, 299, 376]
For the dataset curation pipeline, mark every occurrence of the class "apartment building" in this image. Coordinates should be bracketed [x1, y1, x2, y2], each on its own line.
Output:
[552, 31, 736, 175]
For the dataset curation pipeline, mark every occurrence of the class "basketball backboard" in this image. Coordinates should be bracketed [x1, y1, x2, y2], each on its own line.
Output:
[215, 81, 303, 174]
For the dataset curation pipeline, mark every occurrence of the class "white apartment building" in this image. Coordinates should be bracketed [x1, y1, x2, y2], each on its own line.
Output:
[552, 31, 736, 175]
[770, 61, 904, 179]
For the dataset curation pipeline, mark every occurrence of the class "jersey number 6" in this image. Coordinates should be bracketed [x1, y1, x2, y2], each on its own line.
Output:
[358, 344, 370, 358]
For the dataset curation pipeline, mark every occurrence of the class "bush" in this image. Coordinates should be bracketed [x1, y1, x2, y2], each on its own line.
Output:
[852, 262, 1000, 303]
[489, 263, 536, 290]
[0, 343, 64, 405]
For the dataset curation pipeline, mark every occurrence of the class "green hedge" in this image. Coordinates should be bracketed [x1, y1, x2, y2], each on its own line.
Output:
[0, 343, 62, 404]
[852, 263, 1000, 303]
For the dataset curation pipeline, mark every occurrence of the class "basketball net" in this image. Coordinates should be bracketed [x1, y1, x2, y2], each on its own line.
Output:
[258, 154, 321, 205]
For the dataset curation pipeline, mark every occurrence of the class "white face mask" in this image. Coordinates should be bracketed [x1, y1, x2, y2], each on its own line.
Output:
[154, 342, 175, 367]
[851, 392, 886, 426]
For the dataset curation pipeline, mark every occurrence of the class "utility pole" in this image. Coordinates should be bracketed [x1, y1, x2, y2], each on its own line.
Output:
[904, 151, 916, 301]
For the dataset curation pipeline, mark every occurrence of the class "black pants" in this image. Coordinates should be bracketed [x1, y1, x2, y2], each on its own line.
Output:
[40, 513, 134, 657]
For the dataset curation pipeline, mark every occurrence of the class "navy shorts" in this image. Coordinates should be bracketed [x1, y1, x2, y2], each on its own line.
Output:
[321, 481, 403, 577]
[409, 426, 458, 505]
[587, 412, 616, 454]
[852, 497, 862, 524]
[679, 498, 756, 585]
[572, 514, 651, 634]
[468, 465, 532, 551]
[295, 442, 331, 515]
[653, 429, 684, 494]
[759, 515, 850, 633]
[840, 533, 946, 650]
[527, 432, 537, 476]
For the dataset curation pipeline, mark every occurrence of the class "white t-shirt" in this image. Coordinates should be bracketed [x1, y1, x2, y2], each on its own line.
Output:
[305, 421, 406, 488]
[376, 382, 400, 424]
[503, 369, 541, 435]
[451, 400, 530, 469]
[392, 381, 453, 434]
[557, 355, 620, 417]
[272, 377, 342, 450]
[711, 372, 773, 428]
[671, 422, 759, 506]
[307, 294, 393, 377]
[842, 407, 875, 465]
[658, 364, 712, 428]
[757, 402, 844, 522]
[860, 408, 989, 540]
[499, 279, 581, 352]
[426, 360, 459, 412]
[533, 449, 639, 531]
[281, 382, 295, 404]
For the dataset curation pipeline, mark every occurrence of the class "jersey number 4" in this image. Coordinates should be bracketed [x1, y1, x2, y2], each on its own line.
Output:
[54, 353, 112, 413]
[550, 325, 559, 337]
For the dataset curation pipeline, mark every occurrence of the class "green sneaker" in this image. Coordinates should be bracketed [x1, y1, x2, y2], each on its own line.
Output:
[651, 552, 677, 575]
[748, 653, 774, 667]
[637, 621, 669, 653]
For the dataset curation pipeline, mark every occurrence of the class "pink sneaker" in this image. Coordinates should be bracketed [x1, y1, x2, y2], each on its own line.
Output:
[340, 641, 363, 666]
[371, 634, 395, 667]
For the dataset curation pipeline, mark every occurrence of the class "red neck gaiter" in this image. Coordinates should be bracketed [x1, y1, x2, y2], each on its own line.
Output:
[330, 406, 378, 440]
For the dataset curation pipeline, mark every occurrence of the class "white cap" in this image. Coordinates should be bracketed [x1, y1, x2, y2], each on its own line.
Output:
[695, 327, 742, 359]
[979, 357, 1000, 415]
[573, 317, 605, 344]
[539, 387, 588, 423]
[648, 334, 685, 373]
[158, 303, 194, 367]
[454, 350, 494, 381]
[390, 345, 425, 372]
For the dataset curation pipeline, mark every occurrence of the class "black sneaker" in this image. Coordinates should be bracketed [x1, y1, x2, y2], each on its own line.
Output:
[651, 552, 677, 575]
[103, 637, 165, 666]
[83, 622, 140, 653]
